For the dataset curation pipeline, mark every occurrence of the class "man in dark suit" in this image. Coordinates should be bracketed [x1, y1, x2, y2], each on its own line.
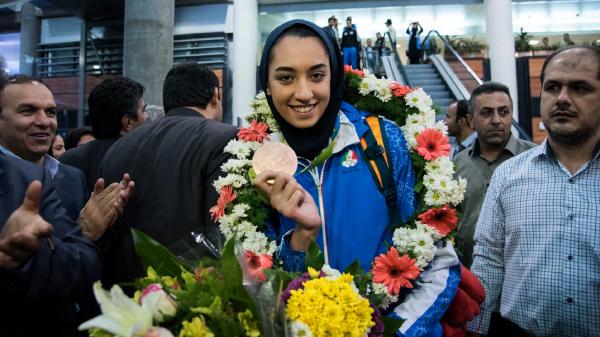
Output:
[0, 75, 132, 242]
[60, 77, 147, 192]
[0, 75, 133, 328]
[54, 162, 88, 220]
[0, 153, 101, 337]
[99, 63, 237, 286]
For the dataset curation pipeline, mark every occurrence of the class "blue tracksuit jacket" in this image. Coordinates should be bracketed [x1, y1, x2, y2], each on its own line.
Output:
[267, 102, 460, 337]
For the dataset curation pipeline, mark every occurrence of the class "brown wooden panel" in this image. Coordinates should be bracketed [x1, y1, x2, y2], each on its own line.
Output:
[529, 57, 547, 97]
[463, 58, 485, 80]
[42, 68, 224, 110]
[448, 60, 483, 93]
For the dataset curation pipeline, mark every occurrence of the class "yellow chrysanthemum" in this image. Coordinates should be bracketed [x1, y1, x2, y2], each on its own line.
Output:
[178, 317, 214, 337]
[286, 276, 374, 337]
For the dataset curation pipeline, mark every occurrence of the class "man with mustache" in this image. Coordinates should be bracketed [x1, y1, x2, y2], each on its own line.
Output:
[468, 46, 600, 336]
[0, 75, 133, 331]
[454, 82, 535, 269]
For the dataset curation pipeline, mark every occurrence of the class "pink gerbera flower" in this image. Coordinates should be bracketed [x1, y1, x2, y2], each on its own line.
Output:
[243, 250, 273, 282]
[237, 120, 270, 142]
[418, 204, 459, 236]
[372, 247, 420, 295]
[415, 128, 451, 161]
[209, 185, 236, 222]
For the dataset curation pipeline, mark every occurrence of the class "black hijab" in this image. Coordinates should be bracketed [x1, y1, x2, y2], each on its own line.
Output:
[258, 19, 344, 160]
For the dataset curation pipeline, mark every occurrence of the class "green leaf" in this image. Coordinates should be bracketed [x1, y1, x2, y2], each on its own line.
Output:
[220, 239, 244, 291]
[305, 240, 325, 270]
[248, 167, 257, 182]
[132, 228, 192, 277]
[219, 240, 262, 331]
[414, 180, 424, 193]
[300, 140, 335, 173]
[382, 316, 405, 337]
[343, 260, 362, 275]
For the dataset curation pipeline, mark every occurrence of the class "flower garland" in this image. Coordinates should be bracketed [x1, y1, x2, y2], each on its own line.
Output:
[211, 66, 466, 312]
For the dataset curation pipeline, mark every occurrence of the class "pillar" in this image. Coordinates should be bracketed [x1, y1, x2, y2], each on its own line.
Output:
[232, 0, 258, 125]
[123, 0, 174, 107]
[484, 0, 519, 119]
[19, 2, 40, 76]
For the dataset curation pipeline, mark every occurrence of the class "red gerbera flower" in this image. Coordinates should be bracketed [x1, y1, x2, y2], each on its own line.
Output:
[243, 250, 273, 282]
[237, 120, 270, 142]
[415, 128, 451, 161]
[209, 185, 236, 222]
[390, 82, 412, 97]
[418, 204, 459, 236]
[344, 64, 365, 77]
[372, 247, 420, 295]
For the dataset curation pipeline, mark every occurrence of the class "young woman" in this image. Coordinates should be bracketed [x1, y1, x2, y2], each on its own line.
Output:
[254, 19, 461, 337]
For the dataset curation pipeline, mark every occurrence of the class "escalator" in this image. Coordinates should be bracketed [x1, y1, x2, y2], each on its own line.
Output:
[376, 30, 531, 140]
[403, 63, 453, 114]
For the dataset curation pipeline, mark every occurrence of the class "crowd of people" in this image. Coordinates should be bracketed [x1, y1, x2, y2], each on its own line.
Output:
[0, 16, 599, 337]
[322, 15, 425, 74]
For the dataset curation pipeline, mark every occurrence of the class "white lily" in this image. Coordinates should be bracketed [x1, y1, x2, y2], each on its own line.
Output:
[79, 282, 160, 337]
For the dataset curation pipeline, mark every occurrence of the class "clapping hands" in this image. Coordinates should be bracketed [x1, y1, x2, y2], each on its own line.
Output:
[79, 174, 135, 242]
[0, 181, 53, 269]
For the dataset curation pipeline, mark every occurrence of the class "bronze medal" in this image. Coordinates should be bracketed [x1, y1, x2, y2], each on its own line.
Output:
[252, 142, 298, 179]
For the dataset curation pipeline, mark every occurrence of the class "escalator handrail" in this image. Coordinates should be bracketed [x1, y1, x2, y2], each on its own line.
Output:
[422, 30, 531, 141]
[422, 30, 483, 86]
[383, 31, 412, 87]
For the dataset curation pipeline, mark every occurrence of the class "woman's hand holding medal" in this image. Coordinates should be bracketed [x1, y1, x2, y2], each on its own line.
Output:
[253, 142, 321, 251]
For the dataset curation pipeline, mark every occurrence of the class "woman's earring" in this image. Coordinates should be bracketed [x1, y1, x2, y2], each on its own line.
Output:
[266, 87, 271, 95]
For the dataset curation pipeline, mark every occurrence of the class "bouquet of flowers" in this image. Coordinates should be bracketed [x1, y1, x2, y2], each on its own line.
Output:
[79, 231, 267, 337]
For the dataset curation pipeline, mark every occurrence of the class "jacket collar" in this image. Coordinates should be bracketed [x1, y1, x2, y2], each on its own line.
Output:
[0, 144, 59, 177]
[166, 107, 205, 118]
[331, 112, 360, 155]
[469, 133, 519, 157]
[533, 138, 600, 163]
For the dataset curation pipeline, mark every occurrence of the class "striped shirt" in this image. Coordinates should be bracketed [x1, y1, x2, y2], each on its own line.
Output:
[468, 139, 600, 336]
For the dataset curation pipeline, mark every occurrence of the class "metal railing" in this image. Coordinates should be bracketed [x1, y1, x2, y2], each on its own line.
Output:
[421, 30, 482, 94]
[420, 30, 532, 141]
[376, 32, 411, 86]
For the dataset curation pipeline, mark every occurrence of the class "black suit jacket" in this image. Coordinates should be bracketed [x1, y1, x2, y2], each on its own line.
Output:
[60, 138, 120, 192]
[0, 154, 101, 337]
[98, 107, 237, 286]
[54, 163, 89, 221]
